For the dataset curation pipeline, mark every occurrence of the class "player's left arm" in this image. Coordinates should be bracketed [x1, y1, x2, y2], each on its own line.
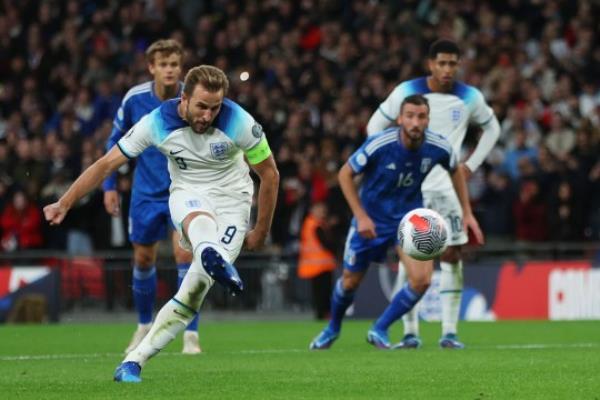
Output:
[44, 146, 129, 225]
[246, 154, 279, 251]
[461, 91, 501, 179]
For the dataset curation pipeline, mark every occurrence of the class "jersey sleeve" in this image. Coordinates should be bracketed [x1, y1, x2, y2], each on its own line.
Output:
[116, 113, 155, 159]
[469, 88, 495, 126]
[348, 140, 374, 174]
[442, 146, 458, 173]
[234, 115, 272, 165]
[102, 96, 133, 190]
[367, 83, 409, 135]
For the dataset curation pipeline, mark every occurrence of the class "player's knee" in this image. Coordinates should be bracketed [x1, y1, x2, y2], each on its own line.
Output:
[410, 279, 431, 295]
[341, 274, 361, 291]
[173, 245, 192, 264]
[133, 245, 157, 267]
[182, 211, 216, 234]
[441, 246, 461, 264]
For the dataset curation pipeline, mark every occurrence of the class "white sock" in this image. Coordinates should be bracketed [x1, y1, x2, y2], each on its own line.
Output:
[394, 262, 419, 337]
[440, 260, 463, 336]
[125, 264, 212, 366]
[187, 214, 230, 263]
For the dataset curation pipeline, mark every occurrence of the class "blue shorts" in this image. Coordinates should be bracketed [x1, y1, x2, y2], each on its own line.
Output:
[128, 193, 173, 245]
[342, 225, 400, 272]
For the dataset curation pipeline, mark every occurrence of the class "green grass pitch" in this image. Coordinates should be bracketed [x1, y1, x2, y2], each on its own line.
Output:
[1, 320, 599, 399]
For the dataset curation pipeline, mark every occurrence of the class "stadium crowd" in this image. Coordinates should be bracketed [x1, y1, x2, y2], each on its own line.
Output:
[1, 0, 599, 255]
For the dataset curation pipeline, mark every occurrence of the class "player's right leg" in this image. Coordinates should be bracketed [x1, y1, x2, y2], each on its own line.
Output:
[310, 226, 373, 350]
[391, 262, 421, 347]
[374, 248, 433, 350]
[172, 230, 202, 354]
[124, 196, 170, 353]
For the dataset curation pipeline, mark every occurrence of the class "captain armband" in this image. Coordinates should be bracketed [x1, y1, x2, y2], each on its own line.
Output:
[245, 136, 272, 165]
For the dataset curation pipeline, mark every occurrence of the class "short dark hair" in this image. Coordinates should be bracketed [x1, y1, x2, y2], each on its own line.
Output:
[400, 94, 429, 113]
[428, 39, 460, 59]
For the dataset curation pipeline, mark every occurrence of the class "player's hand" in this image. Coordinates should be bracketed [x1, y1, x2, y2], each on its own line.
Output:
[43, 201, 69, 226]
[463, 212, 484, 245]
[244, 229, 267, 251]
[356, 214, 377, 239]
[103, 190, 120, 216]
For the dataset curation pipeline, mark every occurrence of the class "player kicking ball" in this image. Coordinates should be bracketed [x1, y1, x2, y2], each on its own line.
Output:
[44, 65, 279, 382]
[309, 94, 483, 350]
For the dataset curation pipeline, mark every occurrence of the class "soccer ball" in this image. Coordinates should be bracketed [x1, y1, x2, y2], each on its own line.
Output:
[398, 208, 449, 261]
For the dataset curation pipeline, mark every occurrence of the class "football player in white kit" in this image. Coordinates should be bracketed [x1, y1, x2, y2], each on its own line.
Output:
[44, 65, 279, 382]
[367, 39, 500, 349]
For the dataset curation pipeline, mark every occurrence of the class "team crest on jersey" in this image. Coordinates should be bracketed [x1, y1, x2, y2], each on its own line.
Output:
[210, 142, 230, 160]
[420, 158, 432, 173]
[450, 108, 462, 122]
[251, 122, 263, 138]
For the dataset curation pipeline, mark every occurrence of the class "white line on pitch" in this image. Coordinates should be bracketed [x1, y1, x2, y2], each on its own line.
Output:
[0, 343, 598, 361]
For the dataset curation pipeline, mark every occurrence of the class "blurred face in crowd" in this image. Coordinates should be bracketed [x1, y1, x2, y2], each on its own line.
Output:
[149, 52, 182, 88]
[428, 52, 459, 91]
[397, 103, 430, 149]
[180, 83, 224, 134]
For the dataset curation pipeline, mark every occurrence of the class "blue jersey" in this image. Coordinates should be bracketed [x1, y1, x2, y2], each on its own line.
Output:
[102, 81, 182, 199]
[348, 127, 457, 236]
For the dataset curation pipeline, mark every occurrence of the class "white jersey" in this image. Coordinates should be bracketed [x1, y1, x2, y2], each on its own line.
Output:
[367, 77, 495, 191]
[118, 98, 269, 197]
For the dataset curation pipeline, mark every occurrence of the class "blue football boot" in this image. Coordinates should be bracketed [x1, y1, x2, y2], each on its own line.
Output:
[201, 247, 243, 296]
[309, 328, 339, 350]
[439, 333, 465, 349]
[366, 328, 391, 349]
[391, 334, 422, 349]
[113, 361, 142, 383]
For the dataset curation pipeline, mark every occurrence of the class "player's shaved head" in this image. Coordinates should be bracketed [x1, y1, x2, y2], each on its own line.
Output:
[183, 65, 229, 97]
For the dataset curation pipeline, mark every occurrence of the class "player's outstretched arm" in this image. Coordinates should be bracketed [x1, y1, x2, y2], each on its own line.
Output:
[450, 167, 484, 245]
[338, 163, 376, 239]
[44, 146, 129, 225]
[245, 154, 279, 251]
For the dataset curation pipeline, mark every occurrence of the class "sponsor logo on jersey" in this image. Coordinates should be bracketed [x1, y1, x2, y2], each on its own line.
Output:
[251, 122, 263, 138]
[420, 158, 432, 173]
[169, 148, 184, 155]
[210, 142, 230, 160]
[386, 163, 396, 170]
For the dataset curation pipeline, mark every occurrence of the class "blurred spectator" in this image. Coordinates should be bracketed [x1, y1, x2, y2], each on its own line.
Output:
[513, 179, 548, 242]
[297, 202, 337, 320]
[502, 129, 538, 181]
[0, 188, 43, 251]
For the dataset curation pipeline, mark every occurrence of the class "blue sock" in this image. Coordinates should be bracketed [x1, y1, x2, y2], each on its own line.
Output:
[327, 278, 355, 333]
[374, 283, 423, 332]
[132, 266, 157, 324]
[177, 263, 199, 332]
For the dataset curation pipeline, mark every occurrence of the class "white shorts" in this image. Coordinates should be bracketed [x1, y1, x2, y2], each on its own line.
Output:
[169, 188, 252, 263]
[423, 189, 468, 246]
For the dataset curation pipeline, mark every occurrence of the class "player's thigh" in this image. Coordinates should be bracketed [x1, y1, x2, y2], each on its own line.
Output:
[129, 195, 170, 245]
[342, 226, 393, 289]
[396, 246, 433, 293]
[423, 190, 468, 246]
[214, 196, 252, 263]
[169, 189, 217, 252]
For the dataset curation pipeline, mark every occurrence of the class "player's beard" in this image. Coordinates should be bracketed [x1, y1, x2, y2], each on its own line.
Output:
[186, 104, 210, 134]
[404, 127, 425, 148]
